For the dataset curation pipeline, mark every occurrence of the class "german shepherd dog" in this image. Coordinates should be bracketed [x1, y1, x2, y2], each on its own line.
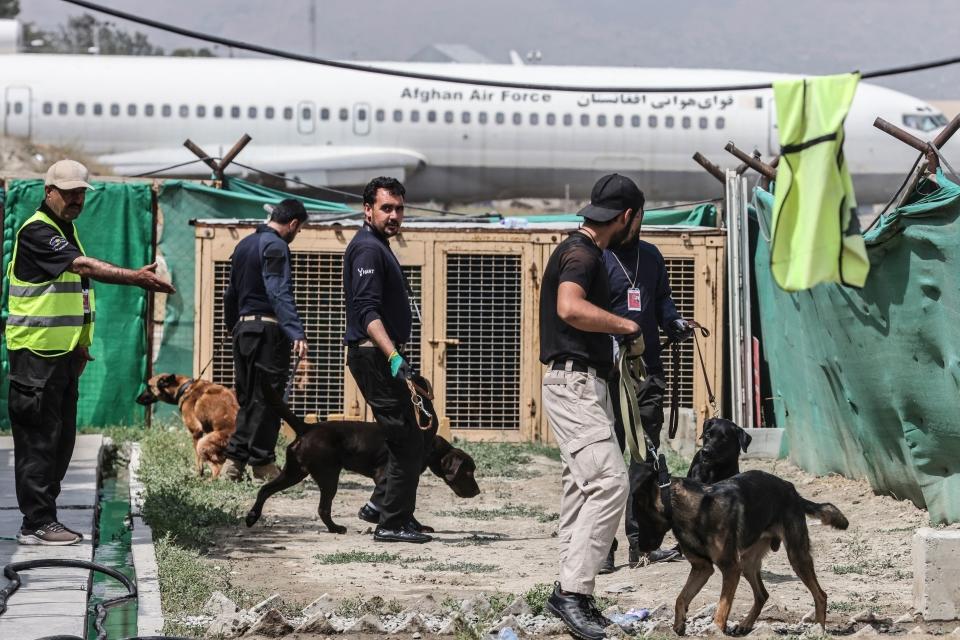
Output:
[136, 374, 238, 478]
[245, 374, 481, 533]
[631, 464, 849, 635]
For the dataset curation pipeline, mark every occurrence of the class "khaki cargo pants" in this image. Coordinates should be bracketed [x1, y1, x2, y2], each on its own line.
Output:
[542, 363, 628, 595]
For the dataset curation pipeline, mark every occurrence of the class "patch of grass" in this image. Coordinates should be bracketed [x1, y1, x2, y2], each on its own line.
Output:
[314, 550, 402, 564]
[487, 591, 515, 618]
[438, 502, 555, 521]
[455, 440, 560, 478]
[422, 561, 499, 573]
[831, 563, 865, 575]
[828, 600, 863, 614]
[893, 569, 912, 580]
[524, 582, 554, 615]
[664, 448, 691, 476]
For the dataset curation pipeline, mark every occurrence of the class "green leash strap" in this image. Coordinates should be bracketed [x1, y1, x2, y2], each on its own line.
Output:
[617, 343, 657, 463]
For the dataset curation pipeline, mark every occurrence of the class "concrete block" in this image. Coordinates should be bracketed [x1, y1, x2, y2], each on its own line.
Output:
[913, 528, 960, 620]
[740, 428, 784, 460]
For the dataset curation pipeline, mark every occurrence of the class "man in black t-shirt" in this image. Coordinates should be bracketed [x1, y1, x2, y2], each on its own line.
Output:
[539, 174, 642, 640]
[6, 160, 174, 546]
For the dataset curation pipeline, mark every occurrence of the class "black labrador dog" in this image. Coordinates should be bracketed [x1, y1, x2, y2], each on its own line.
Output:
[687, 417, 752, 483]
[630, 464, 848, 635]
[246, 374, 481, 533]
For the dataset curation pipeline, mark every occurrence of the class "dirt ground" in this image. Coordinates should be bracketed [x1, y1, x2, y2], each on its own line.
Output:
[202, 451, 952, 637]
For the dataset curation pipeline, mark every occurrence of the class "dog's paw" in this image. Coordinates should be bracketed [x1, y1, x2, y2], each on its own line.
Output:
[244, 511, 260, 527]
[327, 524, 347, 535]
[673, 622, 687, 636]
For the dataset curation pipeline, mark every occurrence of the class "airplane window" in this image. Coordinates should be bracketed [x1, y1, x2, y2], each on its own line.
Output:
[127, 104, 137, 116]
[614, 115, 624, 127]
[94, 103, 103, 116]
[631, 115, 641, 127]
[248, 106, 258, 119]
[145, 104, 154, 117]
[597, 114, 607, 127]
[58, 102, 68, 115]
[665, 115, 675, 128]
[411, 110, 420, 122]
[42, 102, 52, 115]
[648, 115, 657, 128]
[14, 102, 23, 114]
[903, 113, 947, 132]
[213, 105, 222, 118]
[358, 108, 368, 121]
[265, 106, 275, 119]
[427, 110, 437, 123]
[580, 114, 590, 126]
[197, 105, 206, 118]
[375, 109, 385, 122]
[162, 104, 172, 117]
[682, 116, 691, 129]
[563, 114, 573, 126]
[444, 110, 454, 123]
[716, 116, 725, 129]
[530, 113, 539, 125]
[76, 103, 85, 116]
[320, 108, 330, 120]
[393, 109, 403, 122]
[462, 111, 471, 124]
[230, 106, 240, 118]
[283, 107, 293, 120]
[177, 105, 187, 118]
[340, 108, 349, 121]
[110, 103, 120, 116]
[546, 113, 556, 126]
[495, 112, 505, 124]
[478, 112, 488, 124]
[699, 117, 708, 129]
[303, 106, 314, 120]
[513, 113, 522, 125]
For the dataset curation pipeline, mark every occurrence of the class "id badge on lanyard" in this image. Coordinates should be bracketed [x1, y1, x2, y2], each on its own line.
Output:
[627, 288, 642, 312]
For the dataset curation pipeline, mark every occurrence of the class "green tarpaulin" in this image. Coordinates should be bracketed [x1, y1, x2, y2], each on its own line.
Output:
[517, 203, 718, 226]
[1, 180, 153, 428]
[753, 171, 960, 523]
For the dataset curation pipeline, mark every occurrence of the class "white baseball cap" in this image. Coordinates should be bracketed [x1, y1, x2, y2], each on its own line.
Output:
[44, 159, 95, 190]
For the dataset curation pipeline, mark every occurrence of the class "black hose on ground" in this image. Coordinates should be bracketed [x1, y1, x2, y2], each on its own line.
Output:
[1, 558, 190, 640]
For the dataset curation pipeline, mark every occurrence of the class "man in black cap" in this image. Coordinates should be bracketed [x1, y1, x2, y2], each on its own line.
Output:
[222, 198, 309, 482]
[600, 189, 694, 573]
[539, 174, 642, 640]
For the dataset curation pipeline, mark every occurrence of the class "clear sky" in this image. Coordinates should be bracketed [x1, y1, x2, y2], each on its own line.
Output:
[17, 0, 960, 99]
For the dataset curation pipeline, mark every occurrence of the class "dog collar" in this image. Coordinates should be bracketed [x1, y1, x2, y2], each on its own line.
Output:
[175, 379, 195, 404]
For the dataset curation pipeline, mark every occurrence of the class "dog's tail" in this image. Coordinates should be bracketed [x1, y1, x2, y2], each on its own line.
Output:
[258, 370, 309, 438]
[802, 499, 849, 530]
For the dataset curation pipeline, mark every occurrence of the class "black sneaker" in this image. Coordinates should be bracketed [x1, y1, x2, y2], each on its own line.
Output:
[586, 594, 614, 629]
[408, 515, 435, 534]
[373, 525, 432, 544]
[598, 538, 618, 575]
[358, 503, 380, 524]
[17, 522, 82, 546]
[628, 542, 640, 566]
[647, 547, 682, 564]
[545, 583, 607, 640]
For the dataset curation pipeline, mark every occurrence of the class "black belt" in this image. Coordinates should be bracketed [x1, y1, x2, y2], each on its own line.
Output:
[550, 360, 601, 375]
[347, 340, 405, 353]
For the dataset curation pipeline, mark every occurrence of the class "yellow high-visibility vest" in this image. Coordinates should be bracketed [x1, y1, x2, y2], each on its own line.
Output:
[5, 210, 96, 355]
[771, 73, 870, 291]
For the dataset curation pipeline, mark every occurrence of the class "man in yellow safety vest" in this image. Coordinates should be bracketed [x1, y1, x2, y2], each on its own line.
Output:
[5, 159, 174, 545]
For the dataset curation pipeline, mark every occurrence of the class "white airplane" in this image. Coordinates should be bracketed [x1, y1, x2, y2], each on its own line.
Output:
[1, 51, 949, 203]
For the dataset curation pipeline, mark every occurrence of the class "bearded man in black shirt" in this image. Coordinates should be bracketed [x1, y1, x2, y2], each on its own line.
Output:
[538, 174, 643, 640]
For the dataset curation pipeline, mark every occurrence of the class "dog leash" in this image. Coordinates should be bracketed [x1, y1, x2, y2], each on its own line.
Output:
[405, 378, 435, 431]
[616, 341, 660, 465]
[662, 320, 715, 441]
[284, 354, 302, 403]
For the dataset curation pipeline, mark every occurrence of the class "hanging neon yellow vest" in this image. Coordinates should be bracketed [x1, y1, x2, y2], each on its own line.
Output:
[5, 211, 96, 355]
[770, 73, 870, 291]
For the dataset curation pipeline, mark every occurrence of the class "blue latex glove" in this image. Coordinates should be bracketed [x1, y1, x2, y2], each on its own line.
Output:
[388, 350, 413, 379]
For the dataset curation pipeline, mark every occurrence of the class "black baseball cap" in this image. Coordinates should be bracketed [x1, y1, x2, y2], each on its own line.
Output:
[577, 174, 645, 222]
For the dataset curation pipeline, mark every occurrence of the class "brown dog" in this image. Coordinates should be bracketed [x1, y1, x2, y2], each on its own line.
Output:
[631, 465, 848, 635]
[136, 374, 238, 478]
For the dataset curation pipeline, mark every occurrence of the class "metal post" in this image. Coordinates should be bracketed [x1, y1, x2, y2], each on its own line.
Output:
[724, 170, 754, 428]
